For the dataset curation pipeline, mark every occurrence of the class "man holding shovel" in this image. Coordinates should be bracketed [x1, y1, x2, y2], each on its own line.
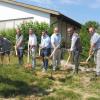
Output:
[88, 27, 100, 77]
[40, 31, 51, 72]
[51, 27, 61, 71]
[66, 27, 82, 74]
[28, 28, 37, 69]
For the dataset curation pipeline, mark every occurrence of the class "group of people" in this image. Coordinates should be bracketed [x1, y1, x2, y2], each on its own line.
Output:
[10, 26, 100, 77]
[15, 27, 62, 72]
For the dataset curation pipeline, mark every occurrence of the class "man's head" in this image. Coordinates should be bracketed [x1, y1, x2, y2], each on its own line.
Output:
[67, 27, 74, 37]
[16, 28, 21, 35]
[67, 27, 74, 34]
[54, 27, 59, 34]
[29, 28, 33, 35]
[42, 31, 46, 37]
[88, 27, 95, 36]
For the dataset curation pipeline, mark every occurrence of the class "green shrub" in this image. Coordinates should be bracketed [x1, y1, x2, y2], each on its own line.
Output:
[80, 25, 90, 59]
[0, 29, 16, 46]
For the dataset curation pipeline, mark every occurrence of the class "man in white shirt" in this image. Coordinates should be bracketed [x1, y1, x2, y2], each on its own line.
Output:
[67, 27, 81, 74]
[88, 27, 100, 77]
[51, 27, 61, 71]
[28, 28, 37, 69]
[40, 31, 51, 72]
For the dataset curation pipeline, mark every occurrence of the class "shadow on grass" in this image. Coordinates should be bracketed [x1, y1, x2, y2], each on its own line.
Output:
[0, 75, 50, 98]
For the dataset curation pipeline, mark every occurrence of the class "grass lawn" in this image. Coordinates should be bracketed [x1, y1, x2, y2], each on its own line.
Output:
[0, 55, 100, 100]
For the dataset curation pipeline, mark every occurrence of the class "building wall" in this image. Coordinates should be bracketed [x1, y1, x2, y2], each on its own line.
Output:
[0, 17, 34, 30]
[50, 16, 58, 28]
[51, 16, 67, 35]
[0, 2, 50, 29]
[61, 21, 67, 37]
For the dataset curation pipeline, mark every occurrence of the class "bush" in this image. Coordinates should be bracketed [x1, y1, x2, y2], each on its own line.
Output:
[0, 29, 16, 46]
[80, 25, 90, 59]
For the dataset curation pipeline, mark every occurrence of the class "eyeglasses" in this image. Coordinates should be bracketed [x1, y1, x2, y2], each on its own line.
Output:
[67, 31, 72, 32]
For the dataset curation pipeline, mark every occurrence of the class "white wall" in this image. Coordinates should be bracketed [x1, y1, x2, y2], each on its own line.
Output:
[0, 18, 34, 30]
[0, 2, 50, 29]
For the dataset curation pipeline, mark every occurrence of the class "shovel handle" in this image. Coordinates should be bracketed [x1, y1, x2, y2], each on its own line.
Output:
[27, 45, 30, 63]
[65, 52, 71, 65]
[86, 55, 91, 62]
[86, 52, 94, 62]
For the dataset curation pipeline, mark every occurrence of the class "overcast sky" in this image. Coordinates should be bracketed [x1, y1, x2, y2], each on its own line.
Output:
[16, 0, 100, 24]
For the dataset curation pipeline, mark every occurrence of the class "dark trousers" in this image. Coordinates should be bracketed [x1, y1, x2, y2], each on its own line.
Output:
[41, 48, 51, 70]
[71, 50, 80, 73]
[17, 48, 23, 65]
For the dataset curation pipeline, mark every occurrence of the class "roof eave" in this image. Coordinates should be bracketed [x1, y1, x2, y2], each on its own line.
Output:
[60, 13, 82, 28]
[0, 0, 81, 27]
[0, 0, 60, 15]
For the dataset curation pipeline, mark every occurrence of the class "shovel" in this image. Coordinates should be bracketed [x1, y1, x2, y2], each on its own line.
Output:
[24, 45, 32, 69]
[80, 54, 92, 65]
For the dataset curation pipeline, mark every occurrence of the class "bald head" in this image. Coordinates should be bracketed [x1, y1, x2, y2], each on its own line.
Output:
[54, 27, 59, 34]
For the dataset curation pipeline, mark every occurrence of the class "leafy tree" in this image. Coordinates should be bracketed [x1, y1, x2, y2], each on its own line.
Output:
[0, 29, 16, 45]
[85, 21, 99, 29]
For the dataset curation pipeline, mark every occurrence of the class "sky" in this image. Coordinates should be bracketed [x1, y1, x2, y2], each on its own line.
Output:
[16, 0, 100, 24]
